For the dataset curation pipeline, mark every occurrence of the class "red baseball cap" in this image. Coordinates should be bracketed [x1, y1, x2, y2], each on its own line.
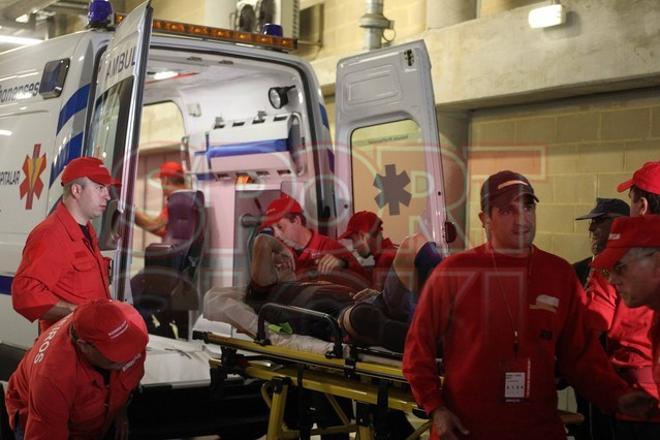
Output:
[155, 161, 184, 179]
[61, 157, 120, 186]
[617, 161, 660, 194]
[72, 299, 148, 363]
[592, 215, 660, 270]
[338, 211, 382, 239]
[260, 193, 303, 229]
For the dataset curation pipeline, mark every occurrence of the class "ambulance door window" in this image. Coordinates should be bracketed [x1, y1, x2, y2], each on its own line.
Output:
[350, 119, 430, 243]
[87, 77, 134, 250]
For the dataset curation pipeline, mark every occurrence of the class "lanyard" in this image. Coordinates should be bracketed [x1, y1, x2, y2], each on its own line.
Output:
[489, 246, 533, 357]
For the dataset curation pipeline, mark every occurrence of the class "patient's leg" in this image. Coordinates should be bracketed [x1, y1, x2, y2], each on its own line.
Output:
[381, 234, 444, 322]
[340, 298, 408, 352]
[250, 233, 296, 287]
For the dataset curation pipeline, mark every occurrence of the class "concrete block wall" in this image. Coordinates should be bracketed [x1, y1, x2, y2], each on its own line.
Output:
[467, 89, 660, 263]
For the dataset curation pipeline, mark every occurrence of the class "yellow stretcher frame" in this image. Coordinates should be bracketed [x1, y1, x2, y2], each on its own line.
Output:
[201, 332, 584, 439]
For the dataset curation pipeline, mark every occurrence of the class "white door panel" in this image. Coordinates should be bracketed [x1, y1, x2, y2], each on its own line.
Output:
[335, 41, 448, 248]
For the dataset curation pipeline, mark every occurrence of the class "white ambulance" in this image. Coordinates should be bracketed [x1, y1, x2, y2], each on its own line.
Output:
[0, 0, 450, 436]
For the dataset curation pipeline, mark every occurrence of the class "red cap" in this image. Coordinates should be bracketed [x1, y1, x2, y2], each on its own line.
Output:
[61, 157, 120, 186]
[338, 211, 382, 239]
[592, 215, 660, 270]
[155, 161, 184, 179]
[260, 193, 303, 229]
[617, 161, 660, 194]
[72, 299, 148, 363]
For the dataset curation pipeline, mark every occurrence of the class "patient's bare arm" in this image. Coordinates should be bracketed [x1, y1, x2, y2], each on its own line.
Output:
[250, 233, 295, 286]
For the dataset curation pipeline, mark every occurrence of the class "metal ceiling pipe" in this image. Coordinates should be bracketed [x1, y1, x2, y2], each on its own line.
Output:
[426, 0, 477, 29]
[359, 0, 393, 50]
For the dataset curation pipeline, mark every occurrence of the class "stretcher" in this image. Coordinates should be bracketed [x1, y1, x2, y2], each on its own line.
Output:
[195, 287, 584, 440]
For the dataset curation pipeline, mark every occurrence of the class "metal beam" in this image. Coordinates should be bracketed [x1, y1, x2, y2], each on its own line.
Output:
[3, 0, 58, 21]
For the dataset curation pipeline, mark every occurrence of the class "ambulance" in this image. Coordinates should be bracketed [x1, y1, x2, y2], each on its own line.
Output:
[0, 0, 450, 436]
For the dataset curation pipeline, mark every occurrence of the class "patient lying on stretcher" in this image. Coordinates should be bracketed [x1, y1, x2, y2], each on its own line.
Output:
[245, 233, 443, 352]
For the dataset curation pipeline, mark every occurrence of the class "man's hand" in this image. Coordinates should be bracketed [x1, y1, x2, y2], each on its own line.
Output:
[618, 391, 659, 419]
[317, 254, 345, 274]
[431, 406, 469, 440]
[351, 288, 380, 302]
[113, 407, 130, 440]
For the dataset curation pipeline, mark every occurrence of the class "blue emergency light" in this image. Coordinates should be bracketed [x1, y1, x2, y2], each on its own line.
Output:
[88, 0, 113, 28]
[262, 23, 283, 37]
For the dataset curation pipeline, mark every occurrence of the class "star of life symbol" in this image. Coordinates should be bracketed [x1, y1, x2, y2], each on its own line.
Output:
[19, 144, 46, 210]
[373, 163, 411, 215]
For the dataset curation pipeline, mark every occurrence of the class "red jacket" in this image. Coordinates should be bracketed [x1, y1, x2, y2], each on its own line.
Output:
[293, 231, 370, 290]
[403, 244, 631, 440]
[652, 313, 660, 398]
[584, 269, 659, 420]
[5, 315, 145, 439]
[12, 203, 110, 332]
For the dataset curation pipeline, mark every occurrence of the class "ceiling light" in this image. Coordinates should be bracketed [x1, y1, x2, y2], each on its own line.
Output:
[0, 35, 42, 46]
[0, 130, 13, 136]
[528, 3, 566, 29]
[153, 71, 177, 80]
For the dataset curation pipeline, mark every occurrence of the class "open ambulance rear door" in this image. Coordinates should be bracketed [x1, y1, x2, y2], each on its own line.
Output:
[87, 0, 152, 301]
[334, 41, 450, 248]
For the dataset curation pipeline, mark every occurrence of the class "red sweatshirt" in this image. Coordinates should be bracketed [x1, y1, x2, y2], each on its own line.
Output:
[583, 269, 659, 420]
[403, 244, 631, 440]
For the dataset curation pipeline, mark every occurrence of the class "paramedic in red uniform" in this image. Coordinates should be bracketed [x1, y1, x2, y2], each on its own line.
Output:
[591, 216, 660, 409]
[12, 157, 117, 333]
[583, 162, 660, 439]
[402, 170, 657, 440]
[4, 298, 148, 440]
[134, 161, 187, 237]
[338, 210, 397, 290]
[252, 192, 370, 290]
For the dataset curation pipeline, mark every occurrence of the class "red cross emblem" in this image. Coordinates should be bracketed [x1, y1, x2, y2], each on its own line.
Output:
[19, 144, 46, 210]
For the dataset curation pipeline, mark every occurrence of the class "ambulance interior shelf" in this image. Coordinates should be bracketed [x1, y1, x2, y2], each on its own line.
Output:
[187, 112, 303, 181]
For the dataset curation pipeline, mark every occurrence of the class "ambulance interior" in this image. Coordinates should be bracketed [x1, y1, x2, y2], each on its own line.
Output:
[119, 45, 438, 342]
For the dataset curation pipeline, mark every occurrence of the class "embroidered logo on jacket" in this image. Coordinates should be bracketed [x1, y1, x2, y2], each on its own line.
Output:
[529, 294, 559, 313]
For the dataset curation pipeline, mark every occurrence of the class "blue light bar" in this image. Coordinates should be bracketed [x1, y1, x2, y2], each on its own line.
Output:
[88, 0, 113, 28]
[262, 23, 283, 37]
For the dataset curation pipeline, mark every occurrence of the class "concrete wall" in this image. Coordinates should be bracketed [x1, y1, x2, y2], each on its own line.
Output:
[467, 88, 660, 263]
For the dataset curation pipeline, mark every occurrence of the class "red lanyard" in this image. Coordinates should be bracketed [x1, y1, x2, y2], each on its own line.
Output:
[489, 246, 533, 357]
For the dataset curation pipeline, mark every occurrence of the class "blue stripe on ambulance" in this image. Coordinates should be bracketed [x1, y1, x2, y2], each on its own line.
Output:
[0, 275, 12, 295]
[48, 83, 90, 187]
[48, 132, 83, 187]
[56, 84, 90, 135]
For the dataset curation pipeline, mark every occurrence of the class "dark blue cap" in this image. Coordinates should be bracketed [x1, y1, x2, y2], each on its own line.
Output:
[575, 197, 630, 220]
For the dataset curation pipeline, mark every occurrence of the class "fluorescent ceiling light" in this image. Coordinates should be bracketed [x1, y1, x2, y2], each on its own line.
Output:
[0, 35, 42, 46]
[0, 129, 13, 136]
[528, 4, 566, 29]
[153, 71, 178, 80]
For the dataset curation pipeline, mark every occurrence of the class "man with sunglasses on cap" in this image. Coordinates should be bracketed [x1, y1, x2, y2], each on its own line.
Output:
[572, 198, 633, 440]
[403, 170, 656, 440]
[134, 161, 187, 237]
[12, 157, 118, 333]
[577, 161, 660, 439]
[591, 215, 660, 415]
[4, 298, 148, 440]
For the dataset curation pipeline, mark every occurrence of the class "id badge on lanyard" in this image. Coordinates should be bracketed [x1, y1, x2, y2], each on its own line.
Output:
[501, 356, 531, 403]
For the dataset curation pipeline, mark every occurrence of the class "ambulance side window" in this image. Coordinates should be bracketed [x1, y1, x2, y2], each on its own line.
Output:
[87, 77, 134, 248]
[350, 119, 428, 242]
[87, 77, 134, 175]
